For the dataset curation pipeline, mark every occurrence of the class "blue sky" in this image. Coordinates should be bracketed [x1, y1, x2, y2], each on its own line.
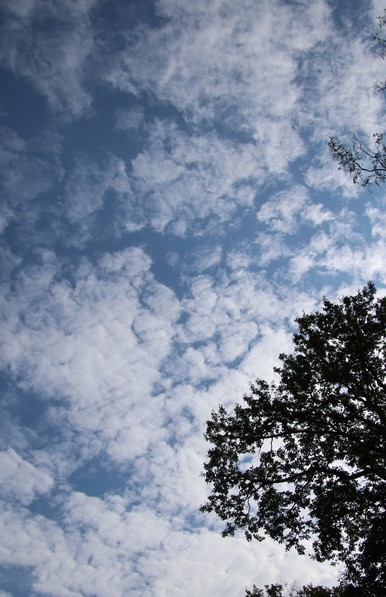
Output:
[0, 0, 386, 595]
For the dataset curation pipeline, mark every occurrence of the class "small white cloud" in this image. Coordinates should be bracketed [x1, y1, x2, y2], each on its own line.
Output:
[255, 233, 291, 266]
[187, 245, 223, 273]
[305, 153, 360, 198]
[256, 185, 309, 234]
[366, 205, 386, 238]
[303, 202, 333, 226]
[0, 448, 53, 505]
[290, 252, 315, 281]
[114, 107, 145, 131]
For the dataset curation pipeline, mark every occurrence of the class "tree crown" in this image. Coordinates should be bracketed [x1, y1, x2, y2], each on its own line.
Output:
[201, 283, 386, 595]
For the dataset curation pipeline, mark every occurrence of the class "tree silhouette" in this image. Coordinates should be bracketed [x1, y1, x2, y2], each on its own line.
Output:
[201, 283, 386, 595]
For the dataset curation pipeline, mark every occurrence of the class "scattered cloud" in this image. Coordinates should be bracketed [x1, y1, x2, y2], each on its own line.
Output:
[0, 448, 53, 506]
[1, 0, 385, 594]
[0, 0, 98, 116]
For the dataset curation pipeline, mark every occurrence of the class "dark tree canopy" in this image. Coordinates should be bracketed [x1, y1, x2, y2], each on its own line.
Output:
[329, 11, 386, 187]
[245, 582, 364, 597]
[201, 283, 386, 595]
[245, 583, 345, 597]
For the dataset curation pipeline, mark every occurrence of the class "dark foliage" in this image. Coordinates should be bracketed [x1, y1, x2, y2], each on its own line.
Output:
[245, 583, 343, 596]
[245, 582, 363, 596]
[201, 283, 386, 595]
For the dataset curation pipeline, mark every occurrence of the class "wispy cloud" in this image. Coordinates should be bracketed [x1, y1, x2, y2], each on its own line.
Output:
[0, 0, 98, 116]
[0, 448, 53, 505]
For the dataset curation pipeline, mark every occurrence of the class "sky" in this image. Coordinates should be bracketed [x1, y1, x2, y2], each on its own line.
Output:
[0, 0, 386, 595]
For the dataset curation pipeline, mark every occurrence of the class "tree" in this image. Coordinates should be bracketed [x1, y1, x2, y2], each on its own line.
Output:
[245, 582, 362, 596]
[329, 11, 386, 187]
[245, 584, 344, 597]
[328, 133, 386, 188]
[245, 583, 284, 597]
[201, 283, 386, 595]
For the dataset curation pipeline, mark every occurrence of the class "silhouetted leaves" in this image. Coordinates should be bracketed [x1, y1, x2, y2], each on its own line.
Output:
[201, 283, 386, 595]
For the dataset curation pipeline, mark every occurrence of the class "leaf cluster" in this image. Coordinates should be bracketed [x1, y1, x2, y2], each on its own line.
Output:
[201, 283, 386, 594]
[245, 583, 349, 597]
[328, 134, 386, 187]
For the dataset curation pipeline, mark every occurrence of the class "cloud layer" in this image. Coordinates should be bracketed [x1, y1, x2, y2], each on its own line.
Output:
[0, 0, 385, 594]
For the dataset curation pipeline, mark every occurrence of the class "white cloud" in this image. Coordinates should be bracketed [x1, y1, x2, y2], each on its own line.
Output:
[0, 493, 341, 597]
[197, 247, 223, 271]
[366, 204, 386, 238]
[304, 149, 361, 198]
[0, 247, 181, 471]
[0, 126, 60, 234]
[0, 0, 98, 116]
[129, 120, 261, 234]
[294, 13, 386, 141]
[1, 1, 386, 595]
[0, 448, 53, 505]
[320, 238, 386, 282]
[107, 0, 330, 131]
[303, 202, 334, 226]
[256, 185, 310, 234]
[0, 236, 369, 594]
[62, 155, 137, 243]
[255, 233, 292, 266]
